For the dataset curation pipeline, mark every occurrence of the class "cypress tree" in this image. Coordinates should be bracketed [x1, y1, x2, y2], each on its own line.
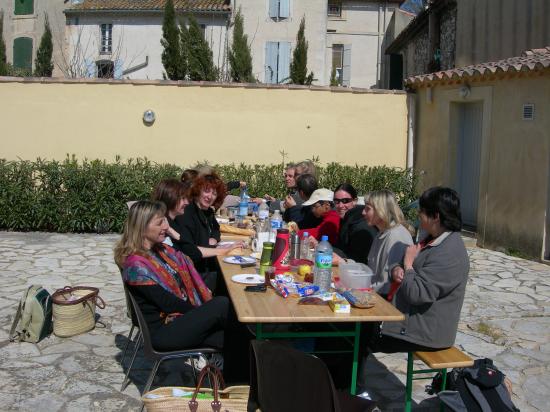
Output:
[34, 14, 54, 77]
[0, 11, 7, 76]
[228, 8, 254, 83]
[186, 15, 217, 81]
[161, 0, 185, 80]
[290, 17, 314, 85]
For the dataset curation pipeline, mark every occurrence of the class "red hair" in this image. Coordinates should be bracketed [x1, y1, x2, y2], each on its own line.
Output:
[189, 173, 227, 210]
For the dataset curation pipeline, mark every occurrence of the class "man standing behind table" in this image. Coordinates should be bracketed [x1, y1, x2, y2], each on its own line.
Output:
[264, 163, 303, 212]
[283, 174, 322, 229]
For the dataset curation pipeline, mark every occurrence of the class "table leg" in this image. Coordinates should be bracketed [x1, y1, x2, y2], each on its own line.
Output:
[350, 322, 361, 395]
[255, 323, 263, 339]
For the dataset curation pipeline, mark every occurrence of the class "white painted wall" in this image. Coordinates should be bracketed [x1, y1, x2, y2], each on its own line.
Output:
[326, 1, 400, 88]
[65, 12, 229, 80]
[234, 0, 327, 84]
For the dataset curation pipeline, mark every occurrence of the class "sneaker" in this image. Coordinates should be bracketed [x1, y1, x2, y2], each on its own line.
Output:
[185, 353, 224, 371]
[357, 390, 372, 400]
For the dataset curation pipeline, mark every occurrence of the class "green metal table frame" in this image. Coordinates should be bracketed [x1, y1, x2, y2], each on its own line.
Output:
[255, 321, 362, 395]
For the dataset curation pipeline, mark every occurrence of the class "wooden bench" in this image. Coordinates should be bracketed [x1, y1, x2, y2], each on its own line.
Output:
[405, 347, 474, 412]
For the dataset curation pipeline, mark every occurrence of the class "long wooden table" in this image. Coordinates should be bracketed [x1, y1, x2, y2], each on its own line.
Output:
[217, 254, 404, 394]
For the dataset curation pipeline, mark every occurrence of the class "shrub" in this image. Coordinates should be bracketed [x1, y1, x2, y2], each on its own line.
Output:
[0, 157, 419, 233]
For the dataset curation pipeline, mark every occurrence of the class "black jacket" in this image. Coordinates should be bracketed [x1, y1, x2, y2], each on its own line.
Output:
[174, 203, 220, 273]
[284, 204, 322, 229]
[333, 206, 377, 265]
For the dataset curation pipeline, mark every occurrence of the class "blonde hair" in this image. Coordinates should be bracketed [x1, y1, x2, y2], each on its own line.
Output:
[364, 190, 408, 231]
[114, 200, 166, 268]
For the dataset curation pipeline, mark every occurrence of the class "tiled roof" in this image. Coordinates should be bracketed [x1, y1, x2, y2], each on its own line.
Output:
[405, 47, 550, 87]
[65, 0, 231, 13]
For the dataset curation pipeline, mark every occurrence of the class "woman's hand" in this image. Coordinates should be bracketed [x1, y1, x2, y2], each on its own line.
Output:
[284, 194, 296, 209]
[308, 236, 318, 248]
[166, 226, 180, 241]
[208, 237, 218, 246]
[391, 266, 405, 283]
[264, 194, 276, 202]
[404, 244, 421, 270]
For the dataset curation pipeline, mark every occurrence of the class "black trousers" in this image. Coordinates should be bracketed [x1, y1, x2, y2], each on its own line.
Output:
[151, 296, 251, 384]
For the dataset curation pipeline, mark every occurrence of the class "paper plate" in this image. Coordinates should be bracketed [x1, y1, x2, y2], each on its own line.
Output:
[223, 256, 256, 265]
[231, 274, 265, 285]
[249, 251, 261, 260]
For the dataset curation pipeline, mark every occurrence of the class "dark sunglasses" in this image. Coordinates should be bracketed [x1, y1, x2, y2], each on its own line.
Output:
[334, 198, 353, 204]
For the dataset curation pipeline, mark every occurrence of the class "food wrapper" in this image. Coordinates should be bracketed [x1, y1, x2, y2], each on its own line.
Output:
[329, 299, 351, 314]
[298, 296, 328, 305]
[271, 279, 289, 298]
[340, 289, 375, 309]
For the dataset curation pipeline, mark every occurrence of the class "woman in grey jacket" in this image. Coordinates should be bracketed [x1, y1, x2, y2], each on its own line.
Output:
[368, 186, 469, 353]
[363, 190, 414, 296]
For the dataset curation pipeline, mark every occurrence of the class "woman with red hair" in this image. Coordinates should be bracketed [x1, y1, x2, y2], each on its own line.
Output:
[176, 173, 241, 288]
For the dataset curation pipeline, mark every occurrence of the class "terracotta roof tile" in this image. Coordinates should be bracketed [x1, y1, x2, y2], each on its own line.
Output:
[406, 47, 550, 87]
[66, 0, 231, 13]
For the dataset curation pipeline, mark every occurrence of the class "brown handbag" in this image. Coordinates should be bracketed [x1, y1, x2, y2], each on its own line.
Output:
[51, 286, 106, 337]
[142, 365, 249, 412]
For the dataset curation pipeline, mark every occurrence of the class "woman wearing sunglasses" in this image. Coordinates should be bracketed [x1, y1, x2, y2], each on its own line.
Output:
[332, 183, 377, 265]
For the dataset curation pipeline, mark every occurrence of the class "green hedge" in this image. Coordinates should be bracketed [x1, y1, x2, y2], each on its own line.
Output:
[0, 157, 419, 233]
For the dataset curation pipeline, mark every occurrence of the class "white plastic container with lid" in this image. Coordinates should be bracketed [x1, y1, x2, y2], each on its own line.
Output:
[339, 261, 374, 289]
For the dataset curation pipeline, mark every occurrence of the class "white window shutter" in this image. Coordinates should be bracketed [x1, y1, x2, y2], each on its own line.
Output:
[265, 42, 279, 83]
[279, 0, 290, 18]
[277, 42, 291, 83]
[342, 44, 352, 87]
[114, 59, 123, 79]
[268, 0, 278, 18]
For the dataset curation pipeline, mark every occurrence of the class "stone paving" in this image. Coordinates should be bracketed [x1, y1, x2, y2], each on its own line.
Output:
[0, 231, 548, 411]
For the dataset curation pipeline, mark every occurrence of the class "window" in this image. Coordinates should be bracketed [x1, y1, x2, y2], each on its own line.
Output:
[96, 60, 114, 78]
[265, 41, 290, 84]
[13, 37, 33, 72]
[328, 1, 342, 18]
[100, 23, 112, 54]
[14, 0, 34, 15]
[332, 44, 344, 85]
[269, 0, 290, 20]
[332, 44, 351, 86]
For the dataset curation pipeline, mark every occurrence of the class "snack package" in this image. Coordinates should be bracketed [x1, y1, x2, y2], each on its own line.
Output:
[329, 299, 351, 314]
[271, 279, 289, 298]
[298, 296, 328, 305]
[340, 289, 375, 309]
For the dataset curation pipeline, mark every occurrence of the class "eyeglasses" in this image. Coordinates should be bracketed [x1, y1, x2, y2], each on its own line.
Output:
[334, 198, 353, 205]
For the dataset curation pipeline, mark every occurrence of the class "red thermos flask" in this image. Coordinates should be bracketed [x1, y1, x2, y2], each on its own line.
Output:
[271, 228, 290, 271]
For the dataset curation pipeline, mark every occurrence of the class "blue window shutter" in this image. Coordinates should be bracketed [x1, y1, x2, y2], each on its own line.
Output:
[265, 42, 279, 83]
[277, 41, 290, 83]
[268, 0, 278, 18]
[342, 44, 352, 87]
[279, 0, 290, 18]
[85, 59, 96, 77]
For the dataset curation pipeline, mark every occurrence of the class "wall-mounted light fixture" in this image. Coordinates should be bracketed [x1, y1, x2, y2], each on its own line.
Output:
[459, 84, 471, 99]
[143, 109, 156, 126]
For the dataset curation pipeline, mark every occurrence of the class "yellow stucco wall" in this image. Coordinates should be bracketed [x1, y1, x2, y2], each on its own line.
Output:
[413, 73, 550, 258]
[0, 79, 408, 167]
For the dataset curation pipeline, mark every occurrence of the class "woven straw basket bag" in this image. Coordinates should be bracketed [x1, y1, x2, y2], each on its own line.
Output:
[52, 286, 105, 337]
[143, 365, 249, 412]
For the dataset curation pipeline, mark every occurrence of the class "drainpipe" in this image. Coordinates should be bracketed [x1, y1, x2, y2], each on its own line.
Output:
[376, 2, 382, 86]
[406, 91, 415, 170]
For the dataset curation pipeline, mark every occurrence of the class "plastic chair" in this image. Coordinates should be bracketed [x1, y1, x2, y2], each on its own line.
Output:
[126, 291, 220, 410]
[248, 340, 379, 412]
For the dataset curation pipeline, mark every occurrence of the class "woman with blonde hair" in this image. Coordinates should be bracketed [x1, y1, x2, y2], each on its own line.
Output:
[363, 190, 413, 295]
[114, 201, 250, 383]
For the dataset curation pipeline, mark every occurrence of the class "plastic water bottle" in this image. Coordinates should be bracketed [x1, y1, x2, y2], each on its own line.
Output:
[258, 199, 269, 221]
[300, 232, 311, 260]
[270, 210, 282, 230]
[314, 235, 333, 292]
[238, 186, 249, 218]
[270, 210, 283, 242]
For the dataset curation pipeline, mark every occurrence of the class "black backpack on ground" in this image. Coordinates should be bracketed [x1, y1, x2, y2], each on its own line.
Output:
[428, 358, 519, 412]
